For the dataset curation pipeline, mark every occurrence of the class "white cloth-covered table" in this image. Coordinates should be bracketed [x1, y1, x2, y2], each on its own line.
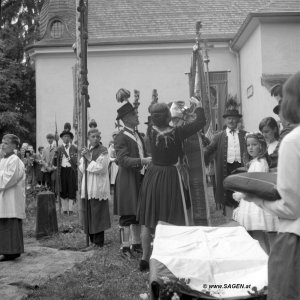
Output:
[150, 224, 268, 299]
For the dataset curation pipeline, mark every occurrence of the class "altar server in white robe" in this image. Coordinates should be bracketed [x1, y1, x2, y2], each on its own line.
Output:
[80, 128, 111, 247]
[0, 134, 26, 261]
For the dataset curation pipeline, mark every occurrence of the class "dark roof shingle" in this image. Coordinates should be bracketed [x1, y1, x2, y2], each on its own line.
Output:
[257, 0, 300, 13]
[38, 0, 274, 45]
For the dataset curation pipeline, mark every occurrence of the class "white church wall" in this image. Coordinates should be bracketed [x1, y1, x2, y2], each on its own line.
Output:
[35, 53, 76, 149]
[240, 25, 278, 132]
[261, 22, 300, 75]
[34, 43, 238, 148]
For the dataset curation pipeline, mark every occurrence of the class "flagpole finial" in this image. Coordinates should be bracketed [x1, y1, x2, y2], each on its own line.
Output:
[196, 21, 202, 34]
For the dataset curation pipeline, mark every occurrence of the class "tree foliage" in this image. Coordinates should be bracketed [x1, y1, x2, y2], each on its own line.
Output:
[0, 0, 45, 147]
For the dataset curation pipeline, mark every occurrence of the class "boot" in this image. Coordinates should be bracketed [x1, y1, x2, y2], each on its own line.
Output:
[120, 226, 135, 259]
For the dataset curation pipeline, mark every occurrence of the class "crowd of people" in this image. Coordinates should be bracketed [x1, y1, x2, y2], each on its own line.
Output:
[1, 72, 300, 299]
[0, 134, 57, 191]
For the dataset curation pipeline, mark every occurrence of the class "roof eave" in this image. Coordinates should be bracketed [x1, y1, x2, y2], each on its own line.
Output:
[26, 34, 234, 52]
[231, 11, 300, 51]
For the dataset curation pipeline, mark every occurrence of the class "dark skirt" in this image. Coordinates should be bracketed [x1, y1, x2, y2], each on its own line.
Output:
[268, 232, 300, 300]
[137, 165, 185, 229]
[0, 218, 24, 255]
[83, 198, 111, 234]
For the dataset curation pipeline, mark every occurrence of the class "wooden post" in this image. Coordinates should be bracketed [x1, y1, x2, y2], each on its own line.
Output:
[203, 41, 215, 132]
[75, 0, 84, 225]
[54, 117, 61, 214]
[77, 0, 90, 247]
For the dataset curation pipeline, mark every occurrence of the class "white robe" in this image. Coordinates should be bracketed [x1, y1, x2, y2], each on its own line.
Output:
[0, 154, 26, 219]
[79, 153, 111, 200]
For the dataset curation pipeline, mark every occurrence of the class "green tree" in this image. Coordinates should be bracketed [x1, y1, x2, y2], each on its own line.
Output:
[0, 0, 45, 147]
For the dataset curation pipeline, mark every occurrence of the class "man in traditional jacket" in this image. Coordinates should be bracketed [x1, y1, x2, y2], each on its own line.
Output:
[41, 133, 56, 191]
[204, 100, 247, 220]
[0, 134, 26, 261]
[114, 102, 151, 258]
[54, 126, 78, 215]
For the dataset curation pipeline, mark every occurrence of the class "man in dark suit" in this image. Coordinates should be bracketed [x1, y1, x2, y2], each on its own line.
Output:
[114, 102, 151, 258]
[204, 101, 247, 220]
[54, 127, 78, 215]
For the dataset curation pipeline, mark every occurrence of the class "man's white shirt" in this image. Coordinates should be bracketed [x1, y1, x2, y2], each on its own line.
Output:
[61, 143, 71, 167]
[226, 127, 241, 163]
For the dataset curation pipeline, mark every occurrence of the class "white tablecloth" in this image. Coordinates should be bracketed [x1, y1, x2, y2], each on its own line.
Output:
[151, 224, 268, 299]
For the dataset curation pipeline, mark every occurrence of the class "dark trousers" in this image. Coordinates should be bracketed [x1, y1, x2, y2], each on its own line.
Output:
[60, 167, 76, 200]
[119, 215, 139, 227]
[225, 161, 242, 208]
[44, 172, 55, 191]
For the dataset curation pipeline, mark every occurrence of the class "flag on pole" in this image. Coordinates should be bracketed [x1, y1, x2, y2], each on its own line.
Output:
[184, 21, 213, 226]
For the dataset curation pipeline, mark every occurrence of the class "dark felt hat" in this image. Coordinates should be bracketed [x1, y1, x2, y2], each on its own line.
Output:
[116, 102, 135, 120]
[60, 122, 74, 139]
[223, 109, 242, 118]
[273, 99, 282, 115]
[46, 133, 55, 139]
[270, 84, 283, 97]
[60, 130, 74, 139]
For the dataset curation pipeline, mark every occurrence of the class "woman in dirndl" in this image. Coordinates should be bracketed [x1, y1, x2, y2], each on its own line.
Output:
[243, 72, 300, 299]
[137, 97, 206, 271]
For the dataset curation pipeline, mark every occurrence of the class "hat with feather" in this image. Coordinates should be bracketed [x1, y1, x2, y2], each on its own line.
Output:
[60, 122, 74, 139]
[223, 97, 242, 118]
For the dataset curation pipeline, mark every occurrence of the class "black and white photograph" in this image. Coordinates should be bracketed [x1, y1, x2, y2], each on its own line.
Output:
[0, 0, 300, 299]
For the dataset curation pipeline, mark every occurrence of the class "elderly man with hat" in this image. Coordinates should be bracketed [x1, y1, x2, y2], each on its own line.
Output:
[54, 124, 78, 215]
[204, 99, 247, 220]
[114, 100, 152, 259]
[269, 84, 296, 169]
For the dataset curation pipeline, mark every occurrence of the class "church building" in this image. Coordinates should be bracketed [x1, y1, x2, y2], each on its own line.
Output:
[27, 0, 300, 146]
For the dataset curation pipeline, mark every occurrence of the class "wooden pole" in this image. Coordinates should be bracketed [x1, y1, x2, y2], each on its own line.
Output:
[54, 116, 61, 214]
[185, 21, 213, 226]
[75, 0, 84, 226]
[77, 0, 90, 247]
[203, 41, 215, 133]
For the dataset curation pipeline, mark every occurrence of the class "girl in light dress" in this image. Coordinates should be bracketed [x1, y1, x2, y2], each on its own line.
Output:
[233, 132, 278, 254]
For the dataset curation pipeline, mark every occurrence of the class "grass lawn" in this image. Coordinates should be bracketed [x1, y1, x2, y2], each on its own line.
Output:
[24, 189, 149, 300]
[23, 187, 225, 300]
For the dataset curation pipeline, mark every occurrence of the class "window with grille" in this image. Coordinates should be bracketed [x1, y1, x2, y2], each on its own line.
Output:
[50, 21, 64, 38]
